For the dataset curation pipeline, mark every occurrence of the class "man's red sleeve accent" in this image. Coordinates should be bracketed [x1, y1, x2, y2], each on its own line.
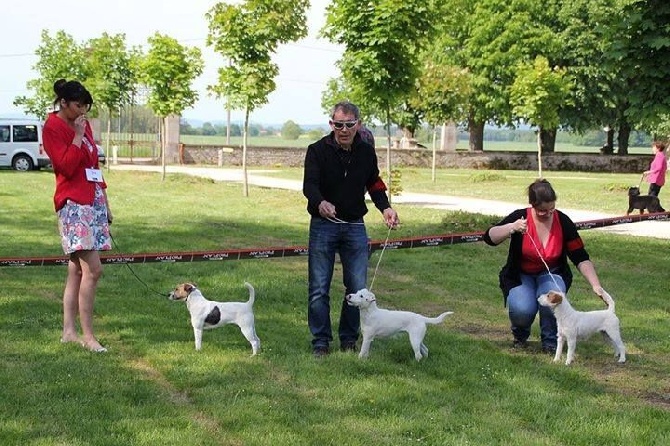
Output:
[368, 176, 387, 193]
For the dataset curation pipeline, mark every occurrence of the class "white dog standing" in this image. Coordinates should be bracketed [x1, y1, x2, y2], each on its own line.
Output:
[538, 289, 625, 365]
[169, 282, 260, 355]
[345, 288, 453, 361]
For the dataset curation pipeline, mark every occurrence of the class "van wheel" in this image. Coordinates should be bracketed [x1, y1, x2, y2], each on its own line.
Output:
[12, 154, 34, 171]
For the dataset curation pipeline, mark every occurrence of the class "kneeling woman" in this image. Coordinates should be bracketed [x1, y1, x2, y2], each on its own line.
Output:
[483, 179, 604, 352]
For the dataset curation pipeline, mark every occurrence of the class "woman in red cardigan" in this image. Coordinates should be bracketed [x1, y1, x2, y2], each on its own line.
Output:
[42, 79, 112, 353]
[483, 179, 604, 353]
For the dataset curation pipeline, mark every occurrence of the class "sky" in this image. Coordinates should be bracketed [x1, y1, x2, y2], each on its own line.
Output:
[0, 0, 342, 126]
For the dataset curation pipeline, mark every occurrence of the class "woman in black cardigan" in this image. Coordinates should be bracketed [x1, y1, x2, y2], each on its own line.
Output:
[483, 179, 605, 352]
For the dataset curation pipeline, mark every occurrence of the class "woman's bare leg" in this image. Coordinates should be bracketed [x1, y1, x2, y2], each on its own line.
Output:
[75, 250, 105, 351]
[61, 257, 82, 343]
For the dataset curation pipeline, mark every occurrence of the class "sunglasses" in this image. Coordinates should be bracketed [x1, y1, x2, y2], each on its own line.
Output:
[533, 206, 555, 215]
[331, 120, 357, 130]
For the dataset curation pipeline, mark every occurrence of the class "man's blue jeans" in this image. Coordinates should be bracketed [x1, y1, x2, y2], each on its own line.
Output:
[308, 217, 369, 348]
[508, 272, 566, 348]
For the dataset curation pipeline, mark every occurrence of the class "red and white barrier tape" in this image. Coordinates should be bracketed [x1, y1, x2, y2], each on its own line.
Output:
[1, 212, 667, 267]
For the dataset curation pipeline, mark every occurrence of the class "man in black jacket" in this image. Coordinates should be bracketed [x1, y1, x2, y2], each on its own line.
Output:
[303, 101, 399, 357]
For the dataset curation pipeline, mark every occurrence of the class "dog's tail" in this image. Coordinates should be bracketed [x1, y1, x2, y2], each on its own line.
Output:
[424, 311, 454, 325]
[600, 288, 616, 311]
[244, 282, 255, 306]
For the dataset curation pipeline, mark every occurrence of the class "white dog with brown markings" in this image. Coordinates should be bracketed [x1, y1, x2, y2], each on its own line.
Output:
[345, 288, 453, 361]
[168, 282, 260, 355]
[537, 289, 625, 365]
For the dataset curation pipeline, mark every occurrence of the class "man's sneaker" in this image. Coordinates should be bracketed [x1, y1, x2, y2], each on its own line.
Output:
[313, 346, 330, 358]
[512, 339, 528, 349]
[340, 341, 357, 352]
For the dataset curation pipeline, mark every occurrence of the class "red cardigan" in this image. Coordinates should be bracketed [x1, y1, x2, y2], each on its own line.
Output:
[42, 112, 106, 211]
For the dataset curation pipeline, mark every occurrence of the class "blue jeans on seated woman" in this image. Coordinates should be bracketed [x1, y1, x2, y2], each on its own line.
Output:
[308, 217, 369, 349]
[507, 272, 566, 349]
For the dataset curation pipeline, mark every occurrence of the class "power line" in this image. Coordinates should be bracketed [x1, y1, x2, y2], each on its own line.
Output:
[0, 52, 35, 59]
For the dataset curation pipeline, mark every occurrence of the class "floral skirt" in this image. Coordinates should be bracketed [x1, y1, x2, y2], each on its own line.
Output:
[57, 185, 112, 254]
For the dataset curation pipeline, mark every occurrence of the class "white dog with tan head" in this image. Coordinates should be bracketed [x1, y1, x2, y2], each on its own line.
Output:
[345, 288, 453, 361]
[538, 289, 625, 365]
[168, 282, 260, 355]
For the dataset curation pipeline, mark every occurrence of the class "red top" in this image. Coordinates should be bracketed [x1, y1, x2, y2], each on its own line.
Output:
[42, 112, 106, 211]
[520, 208, 563, 274]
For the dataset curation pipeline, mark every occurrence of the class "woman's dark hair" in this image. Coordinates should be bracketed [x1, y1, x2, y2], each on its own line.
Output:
[653, 141, 667, 152]
[53, 79, 93, 110]
[528, 179, 557, 206]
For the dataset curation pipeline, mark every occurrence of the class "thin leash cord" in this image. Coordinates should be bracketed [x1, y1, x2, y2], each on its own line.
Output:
[368, 225, 393, 292]
[326, 216, 365, 225]
[325, 218, 392, 292]
[109, 232, 167, 298]
[524, 229, 563, 291]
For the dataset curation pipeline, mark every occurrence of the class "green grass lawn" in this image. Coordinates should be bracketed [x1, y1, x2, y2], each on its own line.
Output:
[251, 167, 645, 215]
[0, 169, 668, 445]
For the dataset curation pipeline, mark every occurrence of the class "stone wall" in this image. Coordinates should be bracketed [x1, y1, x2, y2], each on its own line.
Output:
[180, 144, 653, 174]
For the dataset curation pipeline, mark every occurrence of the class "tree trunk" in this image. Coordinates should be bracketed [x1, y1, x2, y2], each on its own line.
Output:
[537, 129, 543, 178]
[385, 106, 392, 205]
[106, 112, 112, 170]
[160, 118, 166, 182]
[539, 128, 556, 153]
[431, 125, 437, 183]
[468, 119, 484, 152]
[617, 121, 631, 155]
[606, 127, 614, 150]
[242, 108, 249, 197]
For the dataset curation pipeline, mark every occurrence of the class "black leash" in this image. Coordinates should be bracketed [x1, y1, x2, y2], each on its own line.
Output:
[109, 232, 169, 298]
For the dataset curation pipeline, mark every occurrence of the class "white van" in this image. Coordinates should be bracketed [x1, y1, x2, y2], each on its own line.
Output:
[0, 118, 51, 171]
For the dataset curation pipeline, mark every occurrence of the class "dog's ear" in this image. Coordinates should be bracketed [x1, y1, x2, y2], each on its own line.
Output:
[184, 283, 196, 293]
[547, 291, 563, 304]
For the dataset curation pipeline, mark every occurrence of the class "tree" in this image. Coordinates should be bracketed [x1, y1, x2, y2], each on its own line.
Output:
[602, 0, 670, 153]
[207, 0, 309, 197]
[322, 0, 433, 194]
[510, 56, 572, 177]
[413, 62, 472, 181]
[140, 32, 203, 179]
[14, 30, 89, 118]
[281, 120, 302, 140]
[87, 32, 138, 157]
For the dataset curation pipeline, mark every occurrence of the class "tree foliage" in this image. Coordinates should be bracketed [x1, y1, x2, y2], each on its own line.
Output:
[511, 56, 572, 132]
[13, 30, 89, 118]
[141, 33, 203, 118]
[322, 0, 434, 191]
[207, 0, 309, 196]
[87, 33, 137, 113]
[281, 120, 302, 140]
[606, 0, 670, 131]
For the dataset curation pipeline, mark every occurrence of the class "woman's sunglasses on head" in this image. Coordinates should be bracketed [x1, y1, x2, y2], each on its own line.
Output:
[331, 120, 357, 130]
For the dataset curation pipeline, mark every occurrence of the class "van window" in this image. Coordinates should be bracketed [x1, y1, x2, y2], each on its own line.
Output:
[13, 125, 39, 143]
[0, 125, 10, 142]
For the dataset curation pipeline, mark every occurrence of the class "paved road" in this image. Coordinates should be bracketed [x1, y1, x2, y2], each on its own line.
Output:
[110, 164, 670, 239]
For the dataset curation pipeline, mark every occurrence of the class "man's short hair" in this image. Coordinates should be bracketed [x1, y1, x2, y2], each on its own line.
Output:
[331, 101, 360, 120]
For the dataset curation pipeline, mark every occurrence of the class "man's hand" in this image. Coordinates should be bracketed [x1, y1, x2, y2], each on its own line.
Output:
[318, 200, 336, 219]
[383, 208, 399, 229]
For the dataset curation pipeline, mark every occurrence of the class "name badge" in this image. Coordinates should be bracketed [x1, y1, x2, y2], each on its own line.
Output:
[85, 168, 103, 183]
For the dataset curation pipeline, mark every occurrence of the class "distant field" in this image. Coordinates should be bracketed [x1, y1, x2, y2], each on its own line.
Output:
[99, 132, 650, 156]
